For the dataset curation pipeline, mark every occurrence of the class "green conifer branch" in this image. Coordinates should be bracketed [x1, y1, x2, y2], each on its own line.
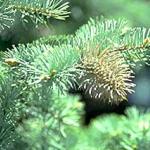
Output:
[1, 6, 150, 148]
[0, 0, 70, 30]
[2, 17, 150, 105]
[4, 18, 150, 104]
[4, 43, 81, 91]
[71, 18, 150, 70]
[11, 0, 70, 21]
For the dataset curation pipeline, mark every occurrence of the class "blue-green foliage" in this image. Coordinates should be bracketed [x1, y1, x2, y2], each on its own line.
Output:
[0, 0, 70, 31]
[0, 1, 150, 150]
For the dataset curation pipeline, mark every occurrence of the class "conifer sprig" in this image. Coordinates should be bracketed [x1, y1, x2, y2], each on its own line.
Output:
[4, 43, 81, 91]
[0, 0, 70, 30]
[74, 18, 150, 67]
[11, 0, 70, 23]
